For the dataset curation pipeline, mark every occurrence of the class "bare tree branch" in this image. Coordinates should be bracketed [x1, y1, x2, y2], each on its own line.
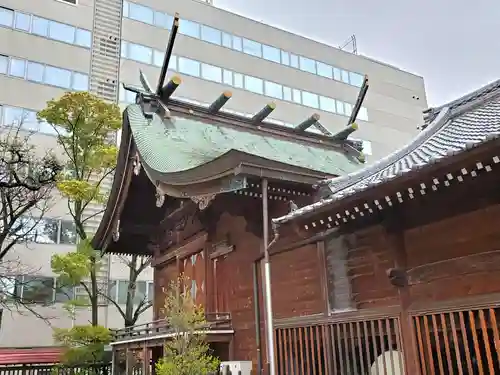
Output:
[0, 122, 61, 262]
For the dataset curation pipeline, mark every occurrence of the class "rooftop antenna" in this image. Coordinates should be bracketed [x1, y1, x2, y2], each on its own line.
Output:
[339, 34, 357, 55]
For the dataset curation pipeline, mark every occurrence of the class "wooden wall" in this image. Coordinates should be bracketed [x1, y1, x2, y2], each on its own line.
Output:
[153, 197, 500, 366]
[152, 195, 325, 363]
[271, 243, 325, 319]
[341, 227, 399, 310]
[406, 203, 500, 305]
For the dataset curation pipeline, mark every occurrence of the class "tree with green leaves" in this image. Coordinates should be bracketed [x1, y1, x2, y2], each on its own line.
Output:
[37, 92, 153, 329]
[53, 324, 112, 365]
[156, 275, 220, 375]
[38, 91, 121, 327]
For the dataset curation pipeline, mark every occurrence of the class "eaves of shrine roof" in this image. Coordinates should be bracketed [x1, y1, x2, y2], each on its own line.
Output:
[273, 78, 500, 225]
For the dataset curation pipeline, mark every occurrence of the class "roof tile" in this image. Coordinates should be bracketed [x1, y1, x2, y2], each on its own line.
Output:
[273, 79, 500, 225]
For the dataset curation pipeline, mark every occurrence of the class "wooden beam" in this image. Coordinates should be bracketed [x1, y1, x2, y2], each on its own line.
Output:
[153, 232, 207, 266]
[384, 218, 420, 375]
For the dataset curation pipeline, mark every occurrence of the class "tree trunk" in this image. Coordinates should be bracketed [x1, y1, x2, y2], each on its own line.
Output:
[125, 255, 138, 327]
[90, 256, 99, 326]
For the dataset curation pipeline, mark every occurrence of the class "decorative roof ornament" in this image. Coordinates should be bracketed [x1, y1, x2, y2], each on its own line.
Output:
[156, 188, 165, 208]
[132, 153, 141, 176]
[122, 13, 181, 121]
[112, 219, 120, 242]
[191, 194, 216, 210]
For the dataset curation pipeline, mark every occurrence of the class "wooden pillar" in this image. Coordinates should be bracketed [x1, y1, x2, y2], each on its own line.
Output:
[204, 241, 213, 313]
[386, 220, 420, 375]
[125, 346, 132, 375]
[142, 343, 150, 375]
[111, 346, 117, 375]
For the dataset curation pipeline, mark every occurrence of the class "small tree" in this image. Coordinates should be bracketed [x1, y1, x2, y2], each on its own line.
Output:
[0, 121, 61, 317]
[105, 254, 153, 327]
[38, 91, 121, 327]
[38, 92, 154, 362]
[53, 324, 112, 365]
[156, 275, 219, 375]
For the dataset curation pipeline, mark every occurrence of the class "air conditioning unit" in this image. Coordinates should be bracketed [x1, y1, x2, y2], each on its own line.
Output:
[219, 361, 252, 375]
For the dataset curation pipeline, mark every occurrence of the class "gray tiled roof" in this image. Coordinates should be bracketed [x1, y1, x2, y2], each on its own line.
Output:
[273, 79, 500, 225]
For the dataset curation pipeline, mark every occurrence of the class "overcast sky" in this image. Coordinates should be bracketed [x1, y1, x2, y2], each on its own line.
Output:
[214, 0, 498, 107]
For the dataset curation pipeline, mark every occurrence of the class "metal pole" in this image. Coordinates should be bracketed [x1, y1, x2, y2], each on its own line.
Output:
[262, 178, 276, 375]
[253, 261, 263, 374]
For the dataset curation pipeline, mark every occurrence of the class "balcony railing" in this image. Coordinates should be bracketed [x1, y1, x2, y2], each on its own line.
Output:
[113, 312, 232, 341]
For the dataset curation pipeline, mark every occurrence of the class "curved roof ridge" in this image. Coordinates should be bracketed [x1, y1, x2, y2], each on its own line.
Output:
[424, 79, 500, 123]
[318, 107, 451, 194]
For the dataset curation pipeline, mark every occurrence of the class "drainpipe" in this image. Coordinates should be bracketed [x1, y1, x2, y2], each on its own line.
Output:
[253, 229, 280, 375]
[252, 262, 262, 374]
[261, 178, 280, 375]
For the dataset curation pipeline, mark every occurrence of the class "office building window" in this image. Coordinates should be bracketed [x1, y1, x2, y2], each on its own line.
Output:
[233, 73, 243, 88]
[128, 2, 153, 24]
[21, 276, 55, 304]
[0, 54, 7, 74]
[262, 44, 281, 64]
[154, 11, 172, 29]
[128, 43, 152, 65]
[201, 63, 222, 83]
[290, 54, 299, 69]
[8, 215, 77, 244]
[264, 80, 283, 100]
[302, 91, 319, 109]
[317, 62, 333, 79]
[1, 55, 88, 91]
[0, 8, 91, 48]
[45, 66, 72, 88]
[109, 279, 154, 305]
[26, 62, 44, 82]
[0, 7, 13, 27]
[292, 89, 302, 104]
[178, 57, 200, 76]
[14, 12, 30, 31]
[60, 221, 77, 245]
[55, 278, 74, 303]
[180, 19, 200, 38]
[299, 56, 316, 74]
[222, 32, 232, 49]
[121, 2, 365, 88]
[242, 38, 262, 57]
[120, 41, 369, 121]
[201, 25, 221, 45]
[319, 96, 336, 113]
[49, 21, 76, 44]
[0, 275, 75, 305]
[244, 75, 263, 95]
[281, 51, 290, 66]
[9, 58, 25, 78]
[283, 86, 292, 101]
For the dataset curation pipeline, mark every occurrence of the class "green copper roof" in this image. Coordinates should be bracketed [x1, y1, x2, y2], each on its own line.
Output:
[126, 104, 362, 176]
